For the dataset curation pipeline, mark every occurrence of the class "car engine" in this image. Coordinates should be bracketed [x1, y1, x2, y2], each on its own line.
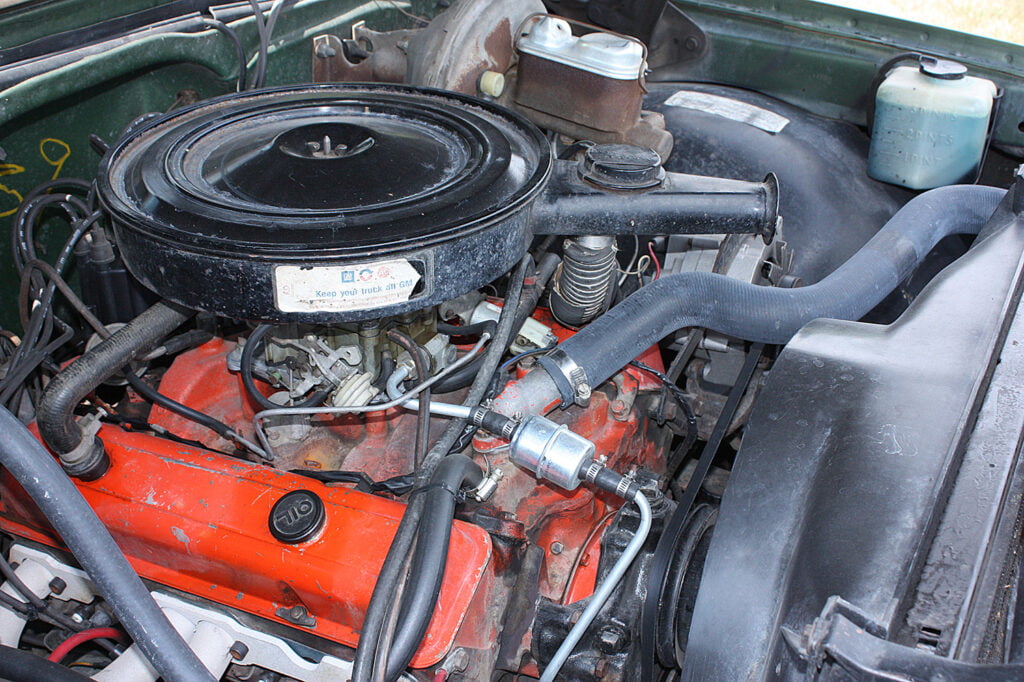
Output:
[1, 1, 1023, 681]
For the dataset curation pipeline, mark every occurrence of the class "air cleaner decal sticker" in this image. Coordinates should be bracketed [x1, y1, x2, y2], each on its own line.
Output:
[274, 260, 421, 313]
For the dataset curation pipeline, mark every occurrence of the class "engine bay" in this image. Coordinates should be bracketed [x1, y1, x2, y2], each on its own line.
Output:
[1, 1, 1024, 681]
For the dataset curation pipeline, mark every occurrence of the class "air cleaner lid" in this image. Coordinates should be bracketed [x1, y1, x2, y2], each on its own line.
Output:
[97, 84, 551, 322]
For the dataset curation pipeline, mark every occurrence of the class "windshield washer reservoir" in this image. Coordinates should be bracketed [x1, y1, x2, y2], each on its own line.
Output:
[868, 57, 997, 190]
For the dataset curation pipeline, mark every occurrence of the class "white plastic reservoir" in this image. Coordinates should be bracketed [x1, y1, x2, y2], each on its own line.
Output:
[868, 56, 997, 190]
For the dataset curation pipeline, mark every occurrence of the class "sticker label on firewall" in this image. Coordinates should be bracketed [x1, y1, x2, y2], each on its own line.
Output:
[273, 260, 421, 313]
[664, 90, 790, 134]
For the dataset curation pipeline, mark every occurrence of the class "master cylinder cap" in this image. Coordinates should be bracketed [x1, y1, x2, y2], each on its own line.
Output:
[97, 84, 551, 323]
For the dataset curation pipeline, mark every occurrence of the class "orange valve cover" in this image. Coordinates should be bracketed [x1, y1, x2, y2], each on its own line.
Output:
[0, 425, 493, 668]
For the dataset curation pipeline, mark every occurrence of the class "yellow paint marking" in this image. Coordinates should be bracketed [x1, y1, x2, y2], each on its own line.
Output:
[39, 138, 71, 180]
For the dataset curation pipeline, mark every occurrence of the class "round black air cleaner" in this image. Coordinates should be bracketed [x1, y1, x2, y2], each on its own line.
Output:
[97, 84, 551, 322]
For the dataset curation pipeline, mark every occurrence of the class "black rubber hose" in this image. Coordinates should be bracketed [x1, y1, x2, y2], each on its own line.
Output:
[36, 301, 192, 461]
[432, 252, 559, 394]
[384, 453, 484, 681]
[246, 0, 269, 89]
[0, 645, 91, 681]
[0, 407, 215, 681]
[21, 259, 251, 455]
[203, 17, 247, 90]
[352, 255, 530, 681]
[126, 373, 238, 442]
[538, 185, 1006, 403]
[436, 320, 495, 338]
[240, 324, 327, 410]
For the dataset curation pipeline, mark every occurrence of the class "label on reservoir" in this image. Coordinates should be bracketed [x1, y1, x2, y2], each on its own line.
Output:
[273, 260, 421, 313]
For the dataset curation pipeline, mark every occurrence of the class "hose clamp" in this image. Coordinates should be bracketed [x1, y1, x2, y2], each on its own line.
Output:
[467, 468, 503, 503]
[537, 348, 591, 408]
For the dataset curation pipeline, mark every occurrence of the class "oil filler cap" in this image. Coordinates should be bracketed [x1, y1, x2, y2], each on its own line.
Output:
[269, 490, 326, 544]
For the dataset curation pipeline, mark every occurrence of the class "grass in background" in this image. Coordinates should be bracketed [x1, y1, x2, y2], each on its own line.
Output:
[814, 0, 1023, 44]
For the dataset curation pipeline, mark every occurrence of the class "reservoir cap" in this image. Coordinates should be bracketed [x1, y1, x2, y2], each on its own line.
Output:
[919, 55, 968, 80]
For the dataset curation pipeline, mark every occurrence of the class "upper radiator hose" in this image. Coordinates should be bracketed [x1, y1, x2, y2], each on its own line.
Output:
[498, 184, 1007, 413]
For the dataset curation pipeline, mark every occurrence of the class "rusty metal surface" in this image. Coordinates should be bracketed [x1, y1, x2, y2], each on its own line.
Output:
[515, 53, 644, 133]
[405, 0, 543, 95]
[311, 28, 416, 84]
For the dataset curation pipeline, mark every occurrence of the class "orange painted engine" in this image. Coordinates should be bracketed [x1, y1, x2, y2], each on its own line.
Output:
[0, 329, 670, 678]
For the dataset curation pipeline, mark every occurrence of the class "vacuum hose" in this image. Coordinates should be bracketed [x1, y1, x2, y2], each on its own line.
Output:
[36, 300, 192, 479]
[0, 407, 215, 682]
[501, 184, 1007, 412]
[382, 453, 484, 681]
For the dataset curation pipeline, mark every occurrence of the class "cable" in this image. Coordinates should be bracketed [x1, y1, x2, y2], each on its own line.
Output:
[246, 0, 269, 89]
[249, 0, 294, 88]
[866, 52, 923, 134]
[11, 179, 91, 276]
[540, 490, 653, 682]
[647, 241, 661, 281]
[0, 588, 33, 617]
[501, 342, 557, 372]
[0, 554, 48, 613]
[48, 627, 126, 663]
[618, 235, 640, 287]
[241, 324, 328, 411]
[561, 510, 617, 604]
[203, 18, 247, 91]
[19, 259, 267, 459]
[3, 208, 101, 411]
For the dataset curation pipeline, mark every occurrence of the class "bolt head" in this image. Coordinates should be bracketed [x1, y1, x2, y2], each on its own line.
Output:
[550, 541, 564, 555]
[596, 625, 628, 653]
[229, 641, 249, 660]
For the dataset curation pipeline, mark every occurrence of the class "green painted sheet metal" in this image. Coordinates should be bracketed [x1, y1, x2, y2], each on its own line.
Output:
[0, 0, 429, 332]
[663, 0, 1024, 144]
[0, 0, 1021, 333]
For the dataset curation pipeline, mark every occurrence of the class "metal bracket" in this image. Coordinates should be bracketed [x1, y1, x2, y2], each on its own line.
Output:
[781, 596, 1024, 681]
